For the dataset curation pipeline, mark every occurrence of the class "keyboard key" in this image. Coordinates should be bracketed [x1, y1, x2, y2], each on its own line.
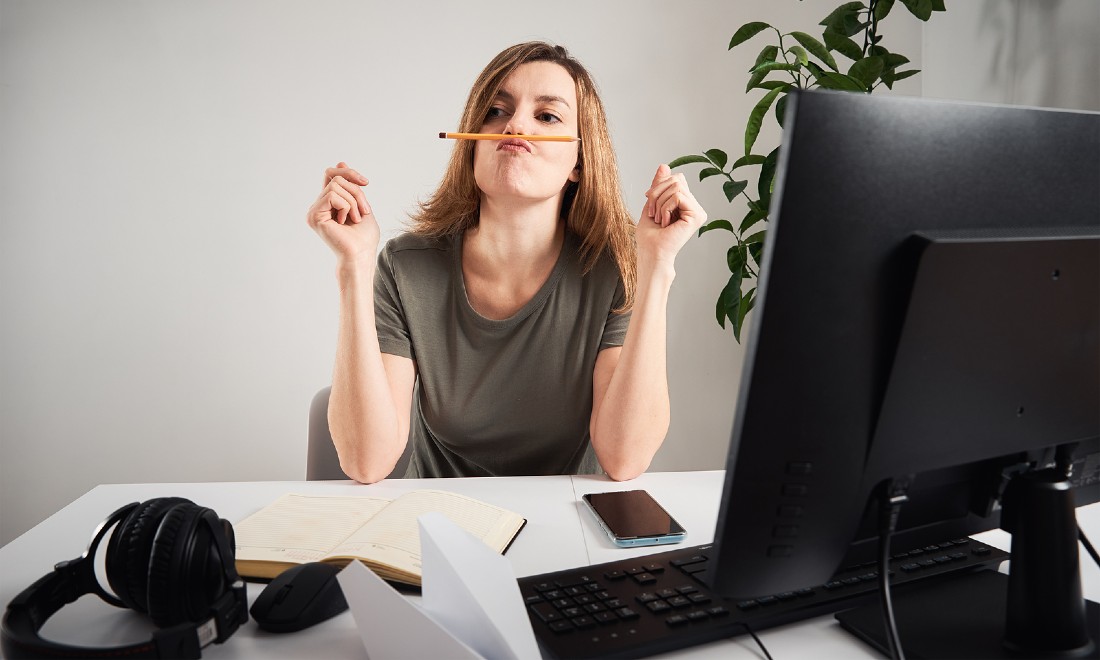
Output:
[667, 596, 692, 608]
[687, 611, 710, 622]
[681, 564, 708, 575]
[632, 573, 658, 585]
[688, 593, 711, 604]
[552, 598, 572, 609]
[594, 611, 617, 624]
[585, 583, 603, 592]
[564, 586, 585, 596]
[524, 595, 543, 605]
[644, 563, 666, 573]
[571, 616, 596, 629]
[757, 596, 779, 606]
[824, 581, 844, 589]
[574, 595, 595, 605]
[543, 589, 564, 600]
[707, 606, 730, 617]
[595, 590, 613, 600]
[604, 570, 626, 581]
[972, 545, 991, 555]
[677, 585, 699, 595]
[562, 606, 584, 618]
[636, 592, 660, 603]
[614, 607, 639, 620]
[796, 588, 815, 597]
[533, 582, 555, 592]
[900, 563, 920, 572]
[646, 600, 672, 613]
[531, 603, 563, 623]
[626, 567, 645, 575]
[670, 555, 708, 567]
[949, 552, 967, 561]
[657, 588, 678, 598]
[776, 591, 796, 601]
[549, 620, 573, 633]
[605, 598, 624, 608]
[737, 600, 759, 610]
[583, 603, 607, 613]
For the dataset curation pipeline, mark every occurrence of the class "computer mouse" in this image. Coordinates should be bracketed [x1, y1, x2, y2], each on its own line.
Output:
[249, 562, 349, 633]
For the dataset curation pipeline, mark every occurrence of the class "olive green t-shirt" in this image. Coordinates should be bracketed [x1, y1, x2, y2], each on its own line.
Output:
[373, 230, 630, 478]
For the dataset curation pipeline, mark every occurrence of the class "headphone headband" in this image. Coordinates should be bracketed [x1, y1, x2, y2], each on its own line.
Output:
[1, 500, 248, 659]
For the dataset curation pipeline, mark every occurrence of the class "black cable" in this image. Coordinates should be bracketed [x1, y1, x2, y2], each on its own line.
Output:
[877, 480, 911, 660]
[1081, 527, 1100, 569]
[737, 621, 774, 660]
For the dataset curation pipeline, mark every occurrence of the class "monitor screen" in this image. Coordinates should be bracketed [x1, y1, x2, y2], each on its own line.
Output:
[710, 89, 1100, 601]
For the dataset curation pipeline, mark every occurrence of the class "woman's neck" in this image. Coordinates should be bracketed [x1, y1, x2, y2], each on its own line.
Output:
[467, 194, 565, 271]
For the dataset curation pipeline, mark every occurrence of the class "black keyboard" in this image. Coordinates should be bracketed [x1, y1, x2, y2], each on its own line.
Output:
[518, 538, 1008, 659]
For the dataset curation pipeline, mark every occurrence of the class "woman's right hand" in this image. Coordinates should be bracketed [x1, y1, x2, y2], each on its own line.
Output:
[306, 162, 379, 266]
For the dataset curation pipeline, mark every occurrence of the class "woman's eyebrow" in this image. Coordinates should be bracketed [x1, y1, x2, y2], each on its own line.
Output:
[494, 89, 572, 110]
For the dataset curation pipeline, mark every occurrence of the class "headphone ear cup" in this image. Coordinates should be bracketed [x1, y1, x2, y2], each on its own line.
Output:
[105, 497, 190, 613]
[145, 504, 228, 627]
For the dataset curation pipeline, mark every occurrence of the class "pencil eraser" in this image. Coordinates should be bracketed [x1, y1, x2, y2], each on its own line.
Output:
[438, 132, 446, 138]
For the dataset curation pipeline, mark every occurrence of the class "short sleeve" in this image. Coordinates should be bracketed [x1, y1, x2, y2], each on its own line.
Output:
[374, 242, 414, 360]
[599, 277, 631, 350]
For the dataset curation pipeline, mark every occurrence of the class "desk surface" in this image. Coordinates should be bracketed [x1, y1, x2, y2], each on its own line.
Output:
[2, 472, 1098, 659]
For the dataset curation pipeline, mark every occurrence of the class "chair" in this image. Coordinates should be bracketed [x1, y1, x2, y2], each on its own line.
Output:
[306, 387, 413, 480]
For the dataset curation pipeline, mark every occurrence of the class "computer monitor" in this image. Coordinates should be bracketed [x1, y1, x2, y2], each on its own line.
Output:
[709, 90, 1099, 655]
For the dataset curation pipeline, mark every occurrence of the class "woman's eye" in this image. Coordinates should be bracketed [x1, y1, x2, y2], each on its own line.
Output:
[486, 107, 507, 120]
[537, 112, 562, 124]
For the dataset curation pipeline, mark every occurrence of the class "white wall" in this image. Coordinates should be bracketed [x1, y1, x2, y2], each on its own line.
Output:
[923, 0, 1099, 111]
[0, 0, 929, 546]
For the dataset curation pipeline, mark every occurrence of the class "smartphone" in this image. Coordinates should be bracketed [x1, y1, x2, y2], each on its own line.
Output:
[582, 490, 686, 547]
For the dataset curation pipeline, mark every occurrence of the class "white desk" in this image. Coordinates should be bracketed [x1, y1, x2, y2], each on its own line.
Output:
[1, 472, 1098, 659]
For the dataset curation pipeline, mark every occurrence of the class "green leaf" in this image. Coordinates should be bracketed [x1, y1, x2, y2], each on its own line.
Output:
[748, 60, 800, 75]
[883, 53, 911, 69]
[731, 154, 767, 169]
[729, 21, 772, 49]
[716, 270, 742, 329]
[727, 243, 747, 273]
[745, 68, 769, 93]
[775, 94, 788, 128]
[745, 87, 783, 156]
[824, 31, 864, 61]
[739, 205, 768, 233]
[757, 80, 794, 91]
[874, 0, 896, 21]
[848, 56, 884, 88]
[743, 230, 767, 245]
[813, 70, 867, 91]
[754, 44, 779, 68]
[892, 69, 920, 81]
[758, 148, 779, 207]
[669, 154, 710, 169]
[820, 1, 868, 37]
[698, 167, 723, 181]
[698, 219, 734, 236]
[931, 0, 946, 11]
[748, 241, 765, 266]
[882, 68, 921, 88]
[788, 45, 809, 66]
[704, 148, 728, 169]
[723, 179, 748, 202]
[734, 288, 757, 341]
[901, 0, 933, 20]
[790, 31, 839, 72]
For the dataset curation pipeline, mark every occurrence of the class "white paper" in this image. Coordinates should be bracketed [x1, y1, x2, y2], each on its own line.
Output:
[418, 512, 541, 660]
[336, 561, 480, 660]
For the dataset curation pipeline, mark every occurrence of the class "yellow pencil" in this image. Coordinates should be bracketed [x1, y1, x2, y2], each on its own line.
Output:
[439, 132, 580, 142]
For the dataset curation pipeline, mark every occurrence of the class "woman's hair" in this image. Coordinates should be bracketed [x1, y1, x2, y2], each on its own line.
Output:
[409, 41, 637, 312]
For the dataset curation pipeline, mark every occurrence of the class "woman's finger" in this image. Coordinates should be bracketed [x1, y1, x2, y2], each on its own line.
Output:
[329, 175, 370, 221]
[326, 179, 361, 224]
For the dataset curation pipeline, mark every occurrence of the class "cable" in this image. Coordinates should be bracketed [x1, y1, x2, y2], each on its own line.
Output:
[877, 479, 912, 660]
[737, 621, 774, 660]
[1081, 527, 1100, 569]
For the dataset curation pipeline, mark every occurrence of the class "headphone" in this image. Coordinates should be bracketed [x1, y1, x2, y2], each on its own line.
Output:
[2, 497, 248, 659]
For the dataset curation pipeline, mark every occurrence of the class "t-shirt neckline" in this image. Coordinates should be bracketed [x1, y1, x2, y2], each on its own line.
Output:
[453, 229, 574, 330]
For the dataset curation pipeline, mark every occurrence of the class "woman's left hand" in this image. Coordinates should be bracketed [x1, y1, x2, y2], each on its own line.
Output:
[637, 164, 707, 271]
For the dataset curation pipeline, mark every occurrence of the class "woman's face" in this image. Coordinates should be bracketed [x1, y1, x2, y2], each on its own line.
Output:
[473, 61, 581, 206]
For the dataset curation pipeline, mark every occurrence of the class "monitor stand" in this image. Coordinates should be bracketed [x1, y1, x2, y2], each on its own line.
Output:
[837, 468, 1098, 658]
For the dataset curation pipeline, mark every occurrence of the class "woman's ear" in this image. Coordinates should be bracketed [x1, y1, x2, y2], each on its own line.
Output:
[568, 162, 581, 183]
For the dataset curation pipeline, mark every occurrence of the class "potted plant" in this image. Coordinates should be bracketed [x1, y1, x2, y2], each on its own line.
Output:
[672, 0, 946, 341]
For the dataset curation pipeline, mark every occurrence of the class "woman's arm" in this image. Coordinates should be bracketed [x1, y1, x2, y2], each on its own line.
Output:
[307, 162, 416, 483]
[590, 164, 707, 480]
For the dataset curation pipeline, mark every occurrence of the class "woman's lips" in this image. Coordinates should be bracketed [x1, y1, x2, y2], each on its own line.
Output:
[497, 137, 533, 152]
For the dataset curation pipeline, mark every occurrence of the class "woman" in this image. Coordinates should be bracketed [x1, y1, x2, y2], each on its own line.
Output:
[306, 42, 706, 483]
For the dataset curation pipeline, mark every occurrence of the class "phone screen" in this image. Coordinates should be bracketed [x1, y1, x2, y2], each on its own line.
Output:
[583, 490, 685, 540]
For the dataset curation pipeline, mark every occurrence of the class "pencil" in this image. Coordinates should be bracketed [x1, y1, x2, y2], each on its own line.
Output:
[439, 132, 580, 142]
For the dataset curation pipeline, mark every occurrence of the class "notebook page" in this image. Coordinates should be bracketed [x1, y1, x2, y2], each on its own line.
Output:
[235, 493, 390, 564]
[328, 490, 523, 576]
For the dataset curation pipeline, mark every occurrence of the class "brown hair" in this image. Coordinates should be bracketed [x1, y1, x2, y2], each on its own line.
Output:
[409, 41, 636, 311]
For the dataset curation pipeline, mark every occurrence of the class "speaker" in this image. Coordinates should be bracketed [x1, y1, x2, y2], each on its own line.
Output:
[2, 498, 248, 659]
